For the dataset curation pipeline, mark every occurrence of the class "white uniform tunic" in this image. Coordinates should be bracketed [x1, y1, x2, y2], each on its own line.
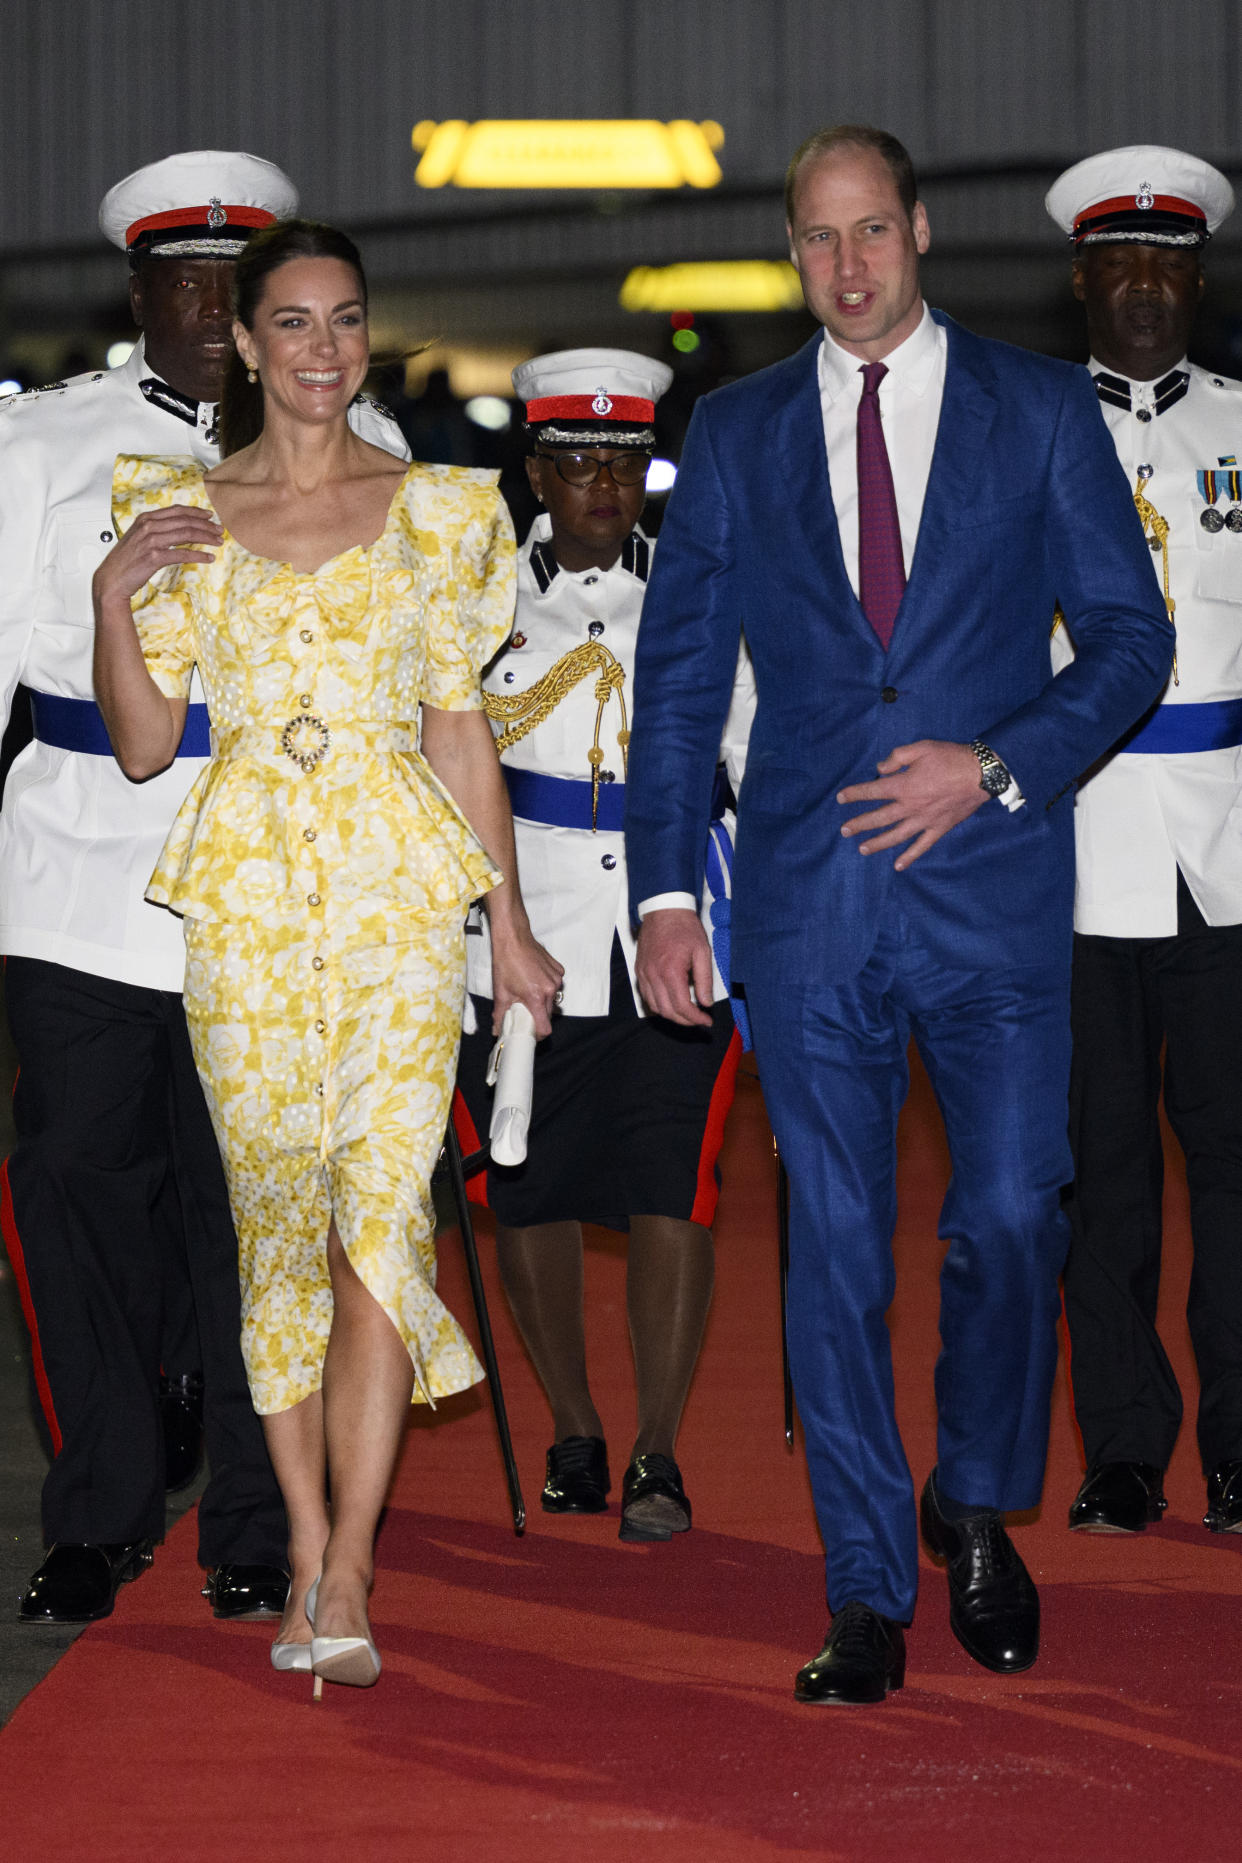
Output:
[0, 340, 406, 990]
[1052, 360, 1242, 935]
[465, 514, 755, 1016]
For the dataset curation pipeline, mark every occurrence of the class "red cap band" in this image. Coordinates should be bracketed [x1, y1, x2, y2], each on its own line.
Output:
[125, 204, 277, 245]
[525, 393, 655, 423]
[1072, 193, 1206, 238]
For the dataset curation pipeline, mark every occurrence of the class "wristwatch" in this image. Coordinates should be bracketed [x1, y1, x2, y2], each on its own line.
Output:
[970, 739, 1012, 798]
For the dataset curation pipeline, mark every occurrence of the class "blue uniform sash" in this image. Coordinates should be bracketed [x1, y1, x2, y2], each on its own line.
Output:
[1121, 696, 1242, 755]
[30, 691, 211, 758]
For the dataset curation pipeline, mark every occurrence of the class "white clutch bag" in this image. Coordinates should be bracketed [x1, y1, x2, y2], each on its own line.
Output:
[485, 1002, 537, 1165]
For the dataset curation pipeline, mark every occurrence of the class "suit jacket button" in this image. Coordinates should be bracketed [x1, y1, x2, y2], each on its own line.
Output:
[881, 685, 898, 703]
[601, 854, 617, 870]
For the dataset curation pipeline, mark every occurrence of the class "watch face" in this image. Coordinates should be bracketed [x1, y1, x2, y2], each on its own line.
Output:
[980, 762, 1009, 796]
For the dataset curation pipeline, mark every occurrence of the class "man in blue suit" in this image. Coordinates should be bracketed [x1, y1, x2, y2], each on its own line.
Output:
[626, 126, 1173, 1704]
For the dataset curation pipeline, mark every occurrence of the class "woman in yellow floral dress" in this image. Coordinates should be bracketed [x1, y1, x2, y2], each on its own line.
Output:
[92, 220, 561, 1692]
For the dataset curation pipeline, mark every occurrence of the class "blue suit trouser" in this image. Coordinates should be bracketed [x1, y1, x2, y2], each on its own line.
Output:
[746, 914, 1072, 1623]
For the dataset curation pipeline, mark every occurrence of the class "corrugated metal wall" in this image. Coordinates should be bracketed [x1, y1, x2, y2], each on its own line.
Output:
[2, 0, 1240, 344]
[4, 1, 1240, 245]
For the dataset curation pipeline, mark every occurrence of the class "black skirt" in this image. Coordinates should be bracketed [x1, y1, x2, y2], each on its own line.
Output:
[453, 936, 741, 1231]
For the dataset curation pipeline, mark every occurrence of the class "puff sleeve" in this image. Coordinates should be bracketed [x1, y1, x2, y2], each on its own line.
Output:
[421, 477, 516, 712]
[111, 453, 206, 700]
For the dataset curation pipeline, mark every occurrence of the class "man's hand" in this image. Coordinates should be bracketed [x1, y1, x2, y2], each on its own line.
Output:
[635, 907, 714, 1028]
[838, 739, 987, 869]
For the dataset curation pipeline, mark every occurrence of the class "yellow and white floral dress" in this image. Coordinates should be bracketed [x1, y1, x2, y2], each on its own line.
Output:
[113, 454, 515, 1415]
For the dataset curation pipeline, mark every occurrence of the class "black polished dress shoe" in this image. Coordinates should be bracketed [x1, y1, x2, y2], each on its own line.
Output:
[202, 1563, 290, 1619]
[618, 1453, 692, 1542]
[795, 1601, 906, 1705]
[919, 1473, 1039, 1674]
[1069, 1460, 1167, 1533]
[1204, 1460, 1242, 1532]
[541, 1436, 610, 1513]
[18, 1541, 154, 1624]
[161, 1371, 205, 1492]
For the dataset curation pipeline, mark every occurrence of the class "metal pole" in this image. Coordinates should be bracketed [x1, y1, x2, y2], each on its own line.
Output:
[775, 1139, 794, 1450]
[442, 1121, 526, 1534]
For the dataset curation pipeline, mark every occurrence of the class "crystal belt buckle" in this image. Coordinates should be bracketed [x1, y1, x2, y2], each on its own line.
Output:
[280, 712, 331, 773]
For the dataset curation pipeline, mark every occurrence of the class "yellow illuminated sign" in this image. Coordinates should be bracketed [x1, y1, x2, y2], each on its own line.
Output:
[411, 120, 723, 190]
[620, 262, 804, 313]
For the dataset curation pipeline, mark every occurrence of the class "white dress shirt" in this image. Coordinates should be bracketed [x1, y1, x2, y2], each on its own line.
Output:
[817, 300, 946, 596]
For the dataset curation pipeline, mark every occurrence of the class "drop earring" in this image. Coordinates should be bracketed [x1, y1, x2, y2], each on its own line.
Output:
[247, 368, 257, 384]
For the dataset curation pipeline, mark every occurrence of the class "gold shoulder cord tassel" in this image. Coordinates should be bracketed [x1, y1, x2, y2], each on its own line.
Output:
[1132, 470, 1178, 686]
[1050, 473, 1178, 687]
[483, 640, 629, 830]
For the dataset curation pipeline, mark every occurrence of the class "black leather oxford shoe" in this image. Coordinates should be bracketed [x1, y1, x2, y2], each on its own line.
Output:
[795, 1601, 906, 1705]
[1204, 1460, 1242, 1532]
[541, 1436, 611, 1513]
[161, 1371, 205, 1492]
[1069, 1461, 1167, 1533]
[920, 1473, 1039, 1674]
[619, 1453, 692, 1542]
[18, 1541, 154, 1624]
[202, 1563, 290, 1619]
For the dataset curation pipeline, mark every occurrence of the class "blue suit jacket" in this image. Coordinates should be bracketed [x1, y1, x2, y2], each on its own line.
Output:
[625, 315, 1174, 984]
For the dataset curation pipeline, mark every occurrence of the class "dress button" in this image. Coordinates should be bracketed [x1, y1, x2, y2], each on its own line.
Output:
[300, 629, 313, 643]
[299, 693, 313, 708]
[312, 955, 325, 970]
[308, 892, 321, 906]
[881, 686, 898, 703]
[588, 620, 604, 637]
[503, 671, 515, 683]
[584, 574, 599, 585]
[99, 530, 113, 543]
[601, 853, 617, 870]
[314, 1083, 324, 1098]
[314, 1019, 326, 1034]
[303, 828, 316, 842]
[1136, 408, 1152, 423]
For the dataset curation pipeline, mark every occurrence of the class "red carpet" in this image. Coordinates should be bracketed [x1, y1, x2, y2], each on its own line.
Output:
[2, 1060, 1240, 1863]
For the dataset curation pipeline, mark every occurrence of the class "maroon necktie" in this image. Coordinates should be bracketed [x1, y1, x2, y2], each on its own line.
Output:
[856, 361, 906, 649]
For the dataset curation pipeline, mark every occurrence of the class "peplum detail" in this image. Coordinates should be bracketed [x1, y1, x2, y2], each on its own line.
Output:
[112, 453, 514, 925]
[109, 451, 518, 1414]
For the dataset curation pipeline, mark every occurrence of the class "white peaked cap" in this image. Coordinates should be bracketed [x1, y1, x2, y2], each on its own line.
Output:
[513, 348, 674, 428]
[99, 150, 300, 257]
[1046, 145, 1234, 247]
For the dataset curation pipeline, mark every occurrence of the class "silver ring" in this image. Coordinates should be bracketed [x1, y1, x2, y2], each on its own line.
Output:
[554, 988, 564, 1004]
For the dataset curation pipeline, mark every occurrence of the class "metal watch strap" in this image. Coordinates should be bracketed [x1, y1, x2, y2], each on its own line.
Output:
[970, 738, 1011, 798]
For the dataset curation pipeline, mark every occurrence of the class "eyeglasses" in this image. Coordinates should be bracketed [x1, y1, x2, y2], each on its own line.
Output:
[535, 449, 651, 487]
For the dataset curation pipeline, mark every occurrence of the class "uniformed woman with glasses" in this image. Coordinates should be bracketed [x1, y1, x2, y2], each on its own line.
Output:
[454, 349, 754, 1543]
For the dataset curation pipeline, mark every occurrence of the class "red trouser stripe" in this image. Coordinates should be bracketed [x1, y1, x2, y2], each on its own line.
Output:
[450, 1088, 491, 1207]
[1059, 1284, 1086, 1469]
[1, 1154, 63, 1455]
[689, 1028, 743, 1228]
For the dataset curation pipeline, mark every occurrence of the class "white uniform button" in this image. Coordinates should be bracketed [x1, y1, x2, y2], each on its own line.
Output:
[588, 620, 604, 637]
[299, 692, 313, 707]
[584, 574, 599, 585]
[99, 530, 113, 543]
[303, 828, 316, 842]
[308, 892, 321, 906]
[601, 853, 617, 870]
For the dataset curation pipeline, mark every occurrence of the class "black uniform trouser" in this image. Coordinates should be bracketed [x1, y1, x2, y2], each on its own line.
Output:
[2, 957, 286, 1564]
[1063, 874, 1242, 1473]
